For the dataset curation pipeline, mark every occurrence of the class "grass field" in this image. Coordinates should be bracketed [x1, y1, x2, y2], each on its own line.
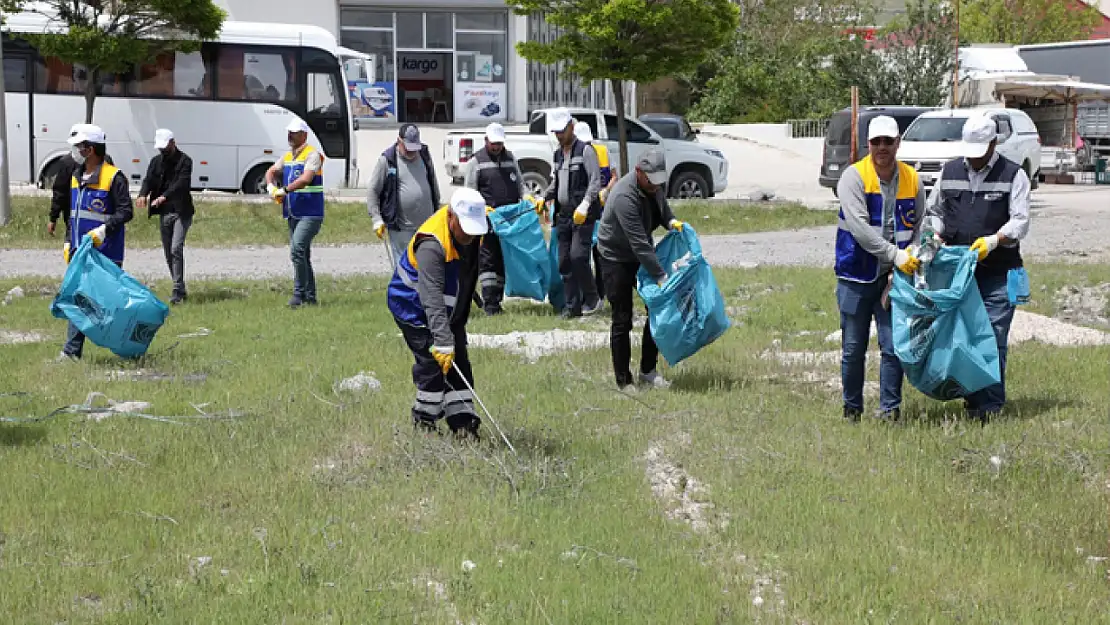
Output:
[0, 263, 1107, 623]
[0, 196, 831, 249]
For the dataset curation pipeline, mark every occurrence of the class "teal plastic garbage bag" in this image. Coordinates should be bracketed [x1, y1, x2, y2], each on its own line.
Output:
[889, 246, 1001, 400]
[636, 227, 730, 366]
[546, 204, 566, 312]
[489, 200, 553, 303]
[50, 236, 170, 359]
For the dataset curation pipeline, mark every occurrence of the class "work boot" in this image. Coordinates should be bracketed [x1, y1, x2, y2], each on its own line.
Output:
[447, 415, 481, 441]
[170, 291, 186, 305]
[843, 406, 863, 423]
[484, 306, 503, 316]
[638, 370, 671, 389]
[875, 408, 902, 423]
[288, 296, 303, 309]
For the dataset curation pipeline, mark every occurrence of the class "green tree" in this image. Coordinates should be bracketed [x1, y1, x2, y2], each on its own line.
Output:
[690, 0, 874, 124]
[958, 0, 1103, 44]
[3, 0, 224, 122]
[834, 0, 957, 107]
[510, 0, 739, 173]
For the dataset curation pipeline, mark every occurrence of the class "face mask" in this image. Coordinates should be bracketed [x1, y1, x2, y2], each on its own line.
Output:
[71, 146, 86, 165]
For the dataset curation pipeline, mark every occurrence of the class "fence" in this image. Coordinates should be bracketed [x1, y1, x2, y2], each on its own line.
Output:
[787, 118, 830, 139]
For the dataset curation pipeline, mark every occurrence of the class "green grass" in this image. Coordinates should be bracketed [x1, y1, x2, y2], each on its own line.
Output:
[672, 200, 835, 236]
[0, 264, 1107, 623]
[0, 197, 833, 249]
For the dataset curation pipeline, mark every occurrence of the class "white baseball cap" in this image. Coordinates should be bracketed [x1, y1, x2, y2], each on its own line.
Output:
[867, 115, 901, 141]
[449, 187, 490, 236]
[67, 124, 106, 145]
[154, 128, 174, 149]
[485, 122, 506, 144]
[547, 107, 573, 134]
[961, 115, 998, 158]
[285, 119, 310, 134]
[573, 120, 594, 143]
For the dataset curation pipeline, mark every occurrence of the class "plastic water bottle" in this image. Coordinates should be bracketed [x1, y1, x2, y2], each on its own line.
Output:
[913, 216, 942, 290]
[672, 251, 693, 274]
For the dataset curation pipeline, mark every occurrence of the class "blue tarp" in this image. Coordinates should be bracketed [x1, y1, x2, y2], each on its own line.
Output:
[50, 237, 170, 359]
[636, 227, 730, 366]
[489, 200, 555, 303]
[889, 246, 1002, 400]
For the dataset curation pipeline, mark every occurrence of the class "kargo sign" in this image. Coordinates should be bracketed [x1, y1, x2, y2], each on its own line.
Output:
[398, 53, 445, 80]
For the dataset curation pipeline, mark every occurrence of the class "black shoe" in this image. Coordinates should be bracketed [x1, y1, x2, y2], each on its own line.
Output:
[876, 408, 901, 423]
[170, 292, 186, 305]
[484, 306, 503, 316]
[305, 299, 319, 306]
[582, 298, 603, 316]
[448, 415, 481, 441]
[843, 406, 863, 423]
[560, 308, 582, 320]
[288, 297, 303, 309]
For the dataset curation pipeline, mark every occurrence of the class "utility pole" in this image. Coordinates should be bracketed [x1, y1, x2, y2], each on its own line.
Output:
[0, 38, 11, 226]
[952, 0, 961, 107]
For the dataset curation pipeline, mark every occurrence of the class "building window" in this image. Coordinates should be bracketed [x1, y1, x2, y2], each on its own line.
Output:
[456, 32, 506, 83]
[129, 50, 212, 98]
[339, 8, 392, 28]
[456, 11, 507, 31]
[426, 12, 453, 49]
[396, 12, 424, 48]
[216, 46, 297, 102]
[340, 30, 395, 82]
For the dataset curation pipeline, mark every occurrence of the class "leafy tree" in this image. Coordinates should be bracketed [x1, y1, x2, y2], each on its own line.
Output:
[689, 0, 874, 123]
[3, 0, 224, 122]
[958, 0, 1103, 45]
[511, 0, 739, 174]
[834, 0, 957, 107]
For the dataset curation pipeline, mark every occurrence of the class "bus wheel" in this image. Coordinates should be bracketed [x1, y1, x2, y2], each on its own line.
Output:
[40, 159, 67, 190]
[242, 164, 272, 195]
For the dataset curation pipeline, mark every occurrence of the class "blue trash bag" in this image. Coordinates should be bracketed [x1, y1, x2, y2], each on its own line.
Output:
[50, 237, 171, 359]
[889, 246, 1001, 400]
[636, 227, 730, 366]
[489, 199, 553, 302]
[546, 203, 566, 312]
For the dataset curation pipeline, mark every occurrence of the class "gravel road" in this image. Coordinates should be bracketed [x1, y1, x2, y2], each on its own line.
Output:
[3, 209, 1106, 281]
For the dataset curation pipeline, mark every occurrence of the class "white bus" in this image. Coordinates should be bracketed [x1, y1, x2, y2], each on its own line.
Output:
[1, 14, 357, 194]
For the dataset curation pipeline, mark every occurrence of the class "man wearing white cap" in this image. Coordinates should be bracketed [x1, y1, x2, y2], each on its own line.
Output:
[835, 115, 925, 422]
[464, 122, 525, 315]
[137, 128, 195, 304]
[572, 120, 619, 300]
[368, 123, 441, 264]
[386, 187, 489, 439]
[59, 124, 133, 360]
[48, 123, 114, 241]
[544, 107, 603, 318]
[266, 118, 326, 308]
[924, 114, 1031, 423]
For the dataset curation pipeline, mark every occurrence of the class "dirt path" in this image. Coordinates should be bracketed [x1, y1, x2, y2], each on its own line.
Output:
[2, 212, 1107, 280]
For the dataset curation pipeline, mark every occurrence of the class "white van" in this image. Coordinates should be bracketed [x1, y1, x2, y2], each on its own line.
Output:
[898, 108, 1042, 190]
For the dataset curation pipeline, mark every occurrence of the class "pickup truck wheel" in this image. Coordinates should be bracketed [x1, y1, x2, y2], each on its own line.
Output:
[521, 171, 548, 198]
[671, 171, 709, 199]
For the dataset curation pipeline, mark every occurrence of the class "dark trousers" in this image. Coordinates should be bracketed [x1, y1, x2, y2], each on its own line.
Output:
[288, 217, 322, 302]
[556, 217, 600, 313]
[600, 257, 659, 387]
[63, 258, 123, 358]
[395, 317, 480, 432]
[965, 272, 1015, 415]
[592, 244, 605, 301]
[478, 230, 505, 313]
[160, 213, 191, 296]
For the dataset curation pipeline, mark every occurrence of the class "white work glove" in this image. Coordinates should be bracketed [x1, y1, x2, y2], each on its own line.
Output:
[431, 345, 455, 374]
[893, 248, 920, 275]
[266, 183, 277, 196]
[87, 225, 107, 248]
[572, 200, 589, 226]
[668, 219, 686, 232]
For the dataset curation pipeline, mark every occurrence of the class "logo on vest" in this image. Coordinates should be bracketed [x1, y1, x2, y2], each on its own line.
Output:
[983, 192, 1004, 201]
[90, 198, 106, 212]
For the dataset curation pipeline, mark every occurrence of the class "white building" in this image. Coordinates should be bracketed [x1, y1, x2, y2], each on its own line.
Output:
[214, 0, 633, 125]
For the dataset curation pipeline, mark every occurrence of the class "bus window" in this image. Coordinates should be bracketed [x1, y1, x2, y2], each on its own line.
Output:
[35, 58, 124, 95]
[4, 57, 28, 92]
[216, 46, 297, 103]
[129, 50, 212, 98]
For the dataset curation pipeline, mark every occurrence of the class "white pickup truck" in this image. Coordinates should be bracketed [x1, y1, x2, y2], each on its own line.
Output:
[442, 107, 729, 200]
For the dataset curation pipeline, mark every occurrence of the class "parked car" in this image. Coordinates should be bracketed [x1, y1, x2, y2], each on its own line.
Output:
[442, 107, 729, 200]
[820, 105, 937, 195]
[899, 107, 1042, 190]
[638, 113, 700, 141]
